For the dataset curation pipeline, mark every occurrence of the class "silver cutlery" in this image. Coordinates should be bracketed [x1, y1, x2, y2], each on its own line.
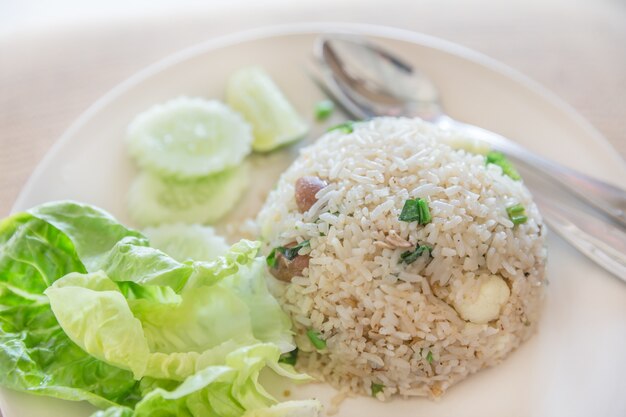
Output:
[312, 35, 626, 282]
[315, 35, 626, 229]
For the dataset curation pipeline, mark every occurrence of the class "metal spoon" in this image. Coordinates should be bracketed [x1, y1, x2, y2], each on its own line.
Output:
[312, 34, 626, 282]
[315, 35, 626, 229]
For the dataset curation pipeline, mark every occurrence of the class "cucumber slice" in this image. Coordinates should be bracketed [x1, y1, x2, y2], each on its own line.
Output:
[128, 164, 249, 227]
[143, 223, 229, 262]
[126, 97, 252, 179]
[226, 67, 308, 152]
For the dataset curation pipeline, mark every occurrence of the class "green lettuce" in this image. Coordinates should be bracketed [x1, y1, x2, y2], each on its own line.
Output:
[0, 201, 311, 416]
[45, 270, 255, 380]
[44, 239, 294, 381]
[0, 210, 141, 408]
[93, 345, 316, 417]
[29, 201, 194, 292]
[28, 201, 147, 272]
[99, 236, 192, 291]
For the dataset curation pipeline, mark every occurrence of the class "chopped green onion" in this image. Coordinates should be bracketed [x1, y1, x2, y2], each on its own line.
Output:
[314, 100, 334, 121]
[506, 204, 528, 225]
[267, 240, 311, 267]
[278, 348, 298, 366]
[399, 245, 433, 265]
[282, 240, 310, 260]
[426, 351, 434, 363]
[306, 329, 327, 349]
[327, 121, 354, 133]
[417, 199, 431, 224]
[371, 382, 384, 396]
[399, 199, 419, 222]
[507, 204, 525, 214]
[266, 248, 278, 267]
[510, 214, 528, 225]
[486, 151, 521, 180]
[399, 198, 431, 224]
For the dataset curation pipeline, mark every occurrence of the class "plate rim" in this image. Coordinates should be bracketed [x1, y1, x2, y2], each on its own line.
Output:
[11, 21, 624, 214]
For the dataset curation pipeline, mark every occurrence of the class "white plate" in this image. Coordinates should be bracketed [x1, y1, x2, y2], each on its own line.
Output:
[3, 23, 626, 417]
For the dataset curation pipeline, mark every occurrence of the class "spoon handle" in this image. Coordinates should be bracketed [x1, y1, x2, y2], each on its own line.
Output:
[535, 195, 626, 282]
[309, 70, 626, 280]
[436, 116, 626, 228]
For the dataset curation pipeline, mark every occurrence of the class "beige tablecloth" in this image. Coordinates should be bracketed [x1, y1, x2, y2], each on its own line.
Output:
[1, 0, 625, 216]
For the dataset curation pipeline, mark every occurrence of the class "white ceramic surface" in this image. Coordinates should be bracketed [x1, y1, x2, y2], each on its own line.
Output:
[3, 23, 626, 417]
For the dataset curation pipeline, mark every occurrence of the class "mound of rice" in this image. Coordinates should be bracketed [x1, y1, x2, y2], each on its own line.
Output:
[256, 117, 547, 400]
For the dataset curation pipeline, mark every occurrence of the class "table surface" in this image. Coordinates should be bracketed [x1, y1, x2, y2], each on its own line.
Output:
[1, 0, 625, 217]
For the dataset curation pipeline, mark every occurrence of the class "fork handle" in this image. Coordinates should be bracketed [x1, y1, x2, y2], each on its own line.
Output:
[536, 195, 626, 282]
[437, 116, 626, 228]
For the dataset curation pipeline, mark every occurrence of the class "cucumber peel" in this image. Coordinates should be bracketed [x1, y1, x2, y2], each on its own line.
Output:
[226, 67, 308, 152]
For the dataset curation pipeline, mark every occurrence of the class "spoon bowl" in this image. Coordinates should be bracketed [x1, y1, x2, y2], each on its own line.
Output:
[316, 35, 443, 120]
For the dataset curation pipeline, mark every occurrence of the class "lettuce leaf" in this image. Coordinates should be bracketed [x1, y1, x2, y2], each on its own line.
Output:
[100, 236, 192, 291]
[1, 201, 306, 416]
[0, 211, 141, 408]
[44, 244, 295, 381]
[27, 201, 147, 272]
[92, 345, 317, 417]
[217, 257, 294, 353]
[27, 201, 192, 292]
[45, 271, 255, 380]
